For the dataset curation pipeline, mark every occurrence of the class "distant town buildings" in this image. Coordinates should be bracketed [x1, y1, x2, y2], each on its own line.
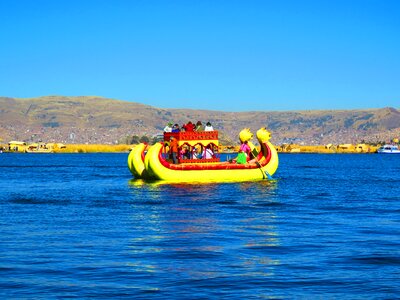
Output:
[1, 122, 398, 146]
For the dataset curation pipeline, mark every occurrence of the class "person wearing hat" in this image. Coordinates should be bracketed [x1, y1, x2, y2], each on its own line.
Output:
[172, 123, 180, 133]
[204, 122, 214, 131]
[164, 122, 173, 132]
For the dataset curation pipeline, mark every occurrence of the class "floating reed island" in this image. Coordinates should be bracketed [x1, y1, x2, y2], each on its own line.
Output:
[2, 142, 132, 153]
[275, 143, 380, 153]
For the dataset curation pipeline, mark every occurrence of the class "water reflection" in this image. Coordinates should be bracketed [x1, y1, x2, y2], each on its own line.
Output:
[126, 180, 281, 284]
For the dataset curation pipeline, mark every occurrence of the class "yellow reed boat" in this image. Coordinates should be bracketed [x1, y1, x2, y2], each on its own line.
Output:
[127, 127, 278, 183]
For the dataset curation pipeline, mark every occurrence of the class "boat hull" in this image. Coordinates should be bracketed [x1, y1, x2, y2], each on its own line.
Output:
[25, 149, 53, 153]
[377, 150, 400, 154]
[130, 141, 278, 182]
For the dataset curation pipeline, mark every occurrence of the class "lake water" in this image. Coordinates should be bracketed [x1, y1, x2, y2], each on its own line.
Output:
[1, 153, 399, 299]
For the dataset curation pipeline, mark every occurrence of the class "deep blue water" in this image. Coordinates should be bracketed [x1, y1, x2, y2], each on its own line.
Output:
[1, 153, 399, 299]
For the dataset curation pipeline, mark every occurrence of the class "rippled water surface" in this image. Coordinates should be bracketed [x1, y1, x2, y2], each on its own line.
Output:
[1, 153, 399, 299]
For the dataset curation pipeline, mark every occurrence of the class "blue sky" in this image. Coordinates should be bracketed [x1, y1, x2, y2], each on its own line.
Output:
[1, 0, 399, 111]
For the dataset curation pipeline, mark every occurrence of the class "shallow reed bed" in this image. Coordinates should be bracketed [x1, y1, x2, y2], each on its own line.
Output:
[54, 144, 133, 153]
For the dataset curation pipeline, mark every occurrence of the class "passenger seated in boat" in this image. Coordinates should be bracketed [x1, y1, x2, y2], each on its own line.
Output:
[192, 146, 202, 159]
[195, 121, 204, 132]
[183, 121, 195, 132]
[231, 141, 251, 164]
[180, 146, 191, 160]
[204, 122, 214, 131]
[240, 141, 251, 161]
[171, 124, 180, 133]
[202, 145, 214, 159]
[163, 122, 173, 132]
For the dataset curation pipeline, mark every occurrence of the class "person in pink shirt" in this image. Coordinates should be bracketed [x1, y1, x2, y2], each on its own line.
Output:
[235, 141, 251, 164]
[240, 141, 251, 158]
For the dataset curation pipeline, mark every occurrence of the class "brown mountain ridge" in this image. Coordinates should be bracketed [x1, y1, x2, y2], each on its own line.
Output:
[0, 96, 399, 145]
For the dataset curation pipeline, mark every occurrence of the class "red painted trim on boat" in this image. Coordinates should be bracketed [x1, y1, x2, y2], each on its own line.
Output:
[158, 142, 272, 171]
[164, 131, 218, 142]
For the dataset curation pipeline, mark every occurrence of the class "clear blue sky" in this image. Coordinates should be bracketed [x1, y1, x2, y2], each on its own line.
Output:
[1, 0, 399, 111]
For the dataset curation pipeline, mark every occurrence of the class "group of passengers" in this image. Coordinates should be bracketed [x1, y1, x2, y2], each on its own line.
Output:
[168, 137, 216, 164]
[163, 121, 214, 133]
[164, 121, 216, 164]
[164, 120, 253, 165]
[180, 144, 215, 160]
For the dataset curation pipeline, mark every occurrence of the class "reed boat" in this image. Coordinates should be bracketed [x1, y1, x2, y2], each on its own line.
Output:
[25, 143, 53, 153]
[128, 128, 278, 183]
[25, 148, 52, 153]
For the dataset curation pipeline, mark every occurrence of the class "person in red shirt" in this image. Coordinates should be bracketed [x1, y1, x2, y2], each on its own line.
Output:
[183, 121, 195, 132]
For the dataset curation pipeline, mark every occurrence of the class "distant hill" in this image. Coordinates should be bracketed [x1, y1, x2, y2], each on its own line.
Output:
[0, 96, 399, 145]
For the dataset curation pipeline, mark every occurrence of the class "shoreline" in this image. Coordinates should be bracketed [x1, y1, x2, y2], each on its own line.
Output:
[1, 143, 380, 154]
